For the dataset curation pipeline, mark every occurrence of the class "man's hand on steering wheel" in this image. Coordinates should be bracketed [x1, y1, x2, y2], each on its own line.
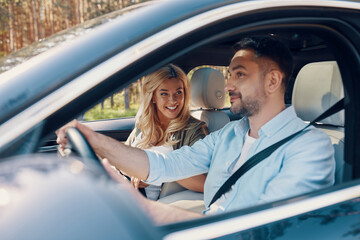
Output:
[56, 119, 81, 149]
[56, 120, 105, 171]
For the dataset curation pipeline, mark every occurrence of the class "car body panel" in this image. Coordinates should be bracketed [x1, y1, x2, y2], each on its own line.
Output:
[0, 155, 161, 240]
[161, 181, 360, 239]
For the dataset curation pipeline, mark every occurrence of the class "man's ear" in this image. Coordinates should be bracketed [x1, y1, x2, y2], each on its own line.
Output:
[265, 70, 283, 94]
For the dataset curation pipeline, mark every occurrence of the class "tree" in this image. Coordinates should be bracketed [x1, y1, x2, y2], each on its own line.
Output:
[0, 0, 151, 57]
[124, 87, 130, 110]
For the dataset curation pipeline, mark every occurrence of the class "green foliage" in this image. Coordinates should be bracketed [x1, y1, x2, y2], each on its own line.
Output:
[83, 90, 140, 121]
[84, 105, 138, 121]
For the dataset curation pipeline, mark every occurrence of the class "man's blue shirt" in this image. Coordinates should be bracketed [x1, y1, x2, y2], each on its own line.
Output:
[145, 106, 335, 214]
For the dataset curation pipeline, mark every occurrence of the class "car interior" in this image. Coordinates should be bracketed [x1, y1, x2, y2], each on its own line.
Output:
[292, 61, 347, 184]
[35, 29, 348, 210]
[146, 60, 346, 213]
[36, 35, 347, 216]
[26, 4, 359, 222]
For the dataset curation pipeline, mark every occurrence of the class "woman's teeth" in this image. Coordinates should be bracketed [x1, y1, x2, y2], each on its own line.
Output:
[166, 106, 177, 110]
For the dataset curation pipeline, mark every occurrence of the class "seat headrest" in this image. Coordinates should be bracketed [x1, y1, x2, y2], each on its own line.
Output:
[190, 67, 226, 109]
[292, 61, 344, 126]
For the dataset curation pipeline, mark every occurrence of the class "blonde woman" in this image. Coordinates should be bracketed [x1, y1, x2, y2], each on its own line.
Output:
[126, 64, 208, 200]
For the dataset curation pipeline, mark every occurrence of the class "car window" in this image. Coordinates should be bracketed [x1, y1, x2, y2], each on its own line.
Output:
[84, 66, 231, 121]
[83, 79, 142, 121]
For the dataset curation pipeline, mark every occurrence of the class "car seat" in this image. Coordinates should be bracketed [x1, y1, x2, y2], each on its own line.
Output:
[292, 61, 350, 184]
[190, 67, 230, 132]
[157, 68, 230, 212]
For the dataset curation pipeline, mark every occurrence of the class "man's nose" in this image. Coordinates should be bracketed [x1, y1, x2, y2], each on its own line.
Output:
[225, 81, 234, 92]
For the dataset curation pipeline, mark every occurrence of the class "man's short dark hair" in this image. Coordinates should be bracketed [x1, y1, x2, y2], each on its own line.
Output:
[233, 35, 293, 90]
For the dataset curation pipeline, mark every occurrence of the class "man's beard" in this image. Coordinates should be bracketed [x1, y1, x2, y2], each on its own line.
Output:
[229, 91, 262, 117]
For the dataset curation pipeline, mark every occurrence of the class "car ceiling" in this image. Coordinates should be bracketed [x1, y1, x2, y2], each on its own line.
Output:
[174, 30, 333, 73]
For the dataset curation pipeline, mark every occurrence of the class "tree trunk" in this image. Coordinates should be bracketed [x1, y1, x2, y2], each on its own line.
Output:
[111, 95, 114, 107]
[137, 79, 142, 103]
[49, 0, 54, 35]
[14, 2, 23, 50]
[40, 0, 45, 39]
[8, 2, 14, 52]
[124, 88, 130, 110]
[79, 0, 84, 23]
[32, 0, 39, 42]
[75, 0, 80, 24]
[66, 0, 71, 29]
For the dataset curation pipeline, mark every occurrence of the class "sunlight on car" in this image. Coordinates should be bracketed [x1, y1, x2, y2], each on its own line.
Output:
[70, 161, 85, 174]
[0, 188, 11, 206]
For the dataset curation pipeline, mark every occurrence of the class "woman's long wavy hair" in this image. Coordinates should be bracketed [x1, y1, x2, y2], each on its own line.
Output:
[135, 64, 191, 149]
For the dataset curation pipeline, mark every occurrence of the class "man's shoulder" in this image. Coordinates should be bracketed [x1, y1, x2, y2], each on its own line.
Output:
[274, 111, 334, 152]
[305, 125, 333, 141]
[288, 125, 334, 152]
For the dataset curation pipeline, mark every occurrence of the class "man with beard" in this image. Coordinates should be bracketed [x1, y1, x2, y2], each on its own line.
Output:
[56, 36, 335, 223]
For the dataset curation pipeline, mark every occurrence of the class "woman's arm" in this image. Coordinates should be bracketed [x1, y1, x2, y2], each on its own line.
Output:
[174, 120, 209, 192]
[176, 174, 207, 192]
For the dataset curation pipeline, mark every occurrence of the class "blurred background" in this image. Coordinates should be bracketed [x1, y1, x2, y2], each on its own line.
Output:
[0, 0, 230, 121]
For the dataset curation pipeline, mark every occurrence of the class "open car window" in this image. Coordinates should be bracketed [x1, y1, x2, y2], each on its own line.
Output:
[83, 65, 231, 122]
[82, 80, 142, 121]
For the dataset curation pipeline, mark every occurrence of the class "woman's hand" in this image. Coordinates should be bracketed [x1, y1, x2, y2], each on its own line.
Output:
[131, 176, 149, 189]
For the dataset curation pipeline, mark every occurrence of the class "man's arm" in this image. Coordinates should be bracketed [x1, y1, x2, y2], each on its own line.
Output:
[145, 133, 216, 186]
[56, 120, 150, 180]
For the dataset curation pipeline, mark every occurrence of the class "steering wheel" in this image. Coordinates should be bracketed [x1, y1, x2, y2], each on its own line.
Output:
[65, 127, 108, 174]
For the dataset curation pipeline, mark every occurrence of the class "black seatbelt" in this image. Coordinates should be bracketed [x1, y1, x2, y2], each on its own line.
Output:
[208, 98, 344, 207]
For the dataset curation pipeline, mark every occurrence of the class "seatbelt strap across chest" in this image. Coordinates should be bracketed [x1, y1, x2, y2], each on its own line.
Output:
[208, 98, 345, 207]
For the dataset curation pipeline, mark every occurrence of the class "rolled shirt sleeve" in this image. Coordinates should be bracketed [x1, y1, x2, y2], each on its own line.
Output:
[145, 131, 219, 185]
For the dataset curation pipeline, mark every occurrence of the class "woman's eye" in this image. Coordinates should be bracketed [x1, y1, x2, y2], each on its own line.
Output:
[176, 91, 183, 95]
[160, 92, 168, 96]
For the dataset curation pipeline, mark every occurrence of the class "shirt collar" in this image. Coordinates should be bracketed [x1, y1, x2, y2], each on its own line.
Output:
[259, 106, 297, 137]
[234, 116, 250, 136]
[234, 106, 298, 138]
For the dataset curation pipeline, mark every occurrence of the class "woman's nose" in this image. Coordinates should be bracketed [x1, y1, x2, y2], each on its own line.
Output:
[170, 94, 177, 103]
